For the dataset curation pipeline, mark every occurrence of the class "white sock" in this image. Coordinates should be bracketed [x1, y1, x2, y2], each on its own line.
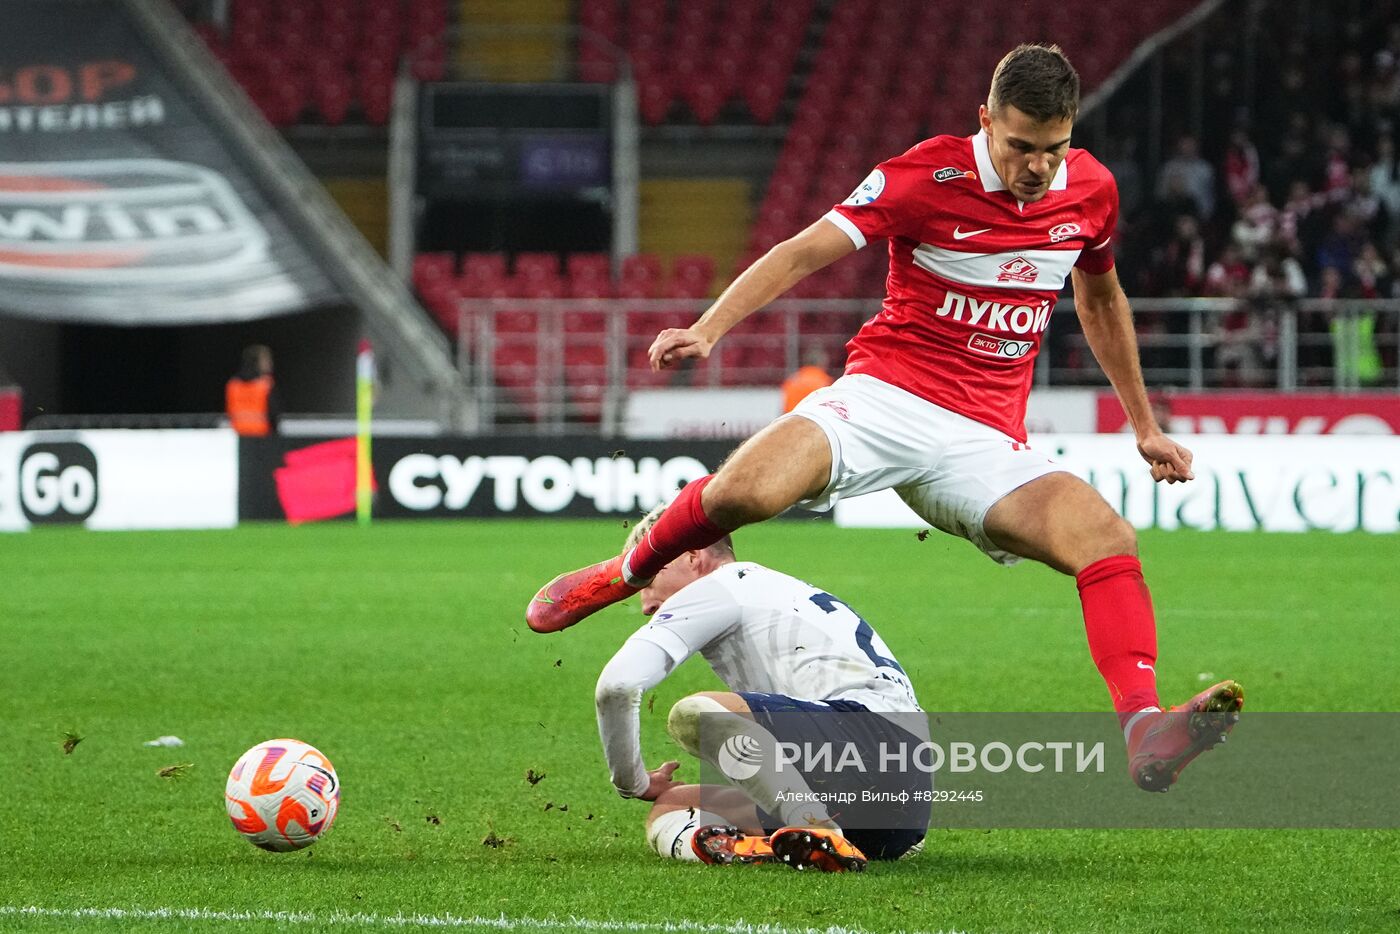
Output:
[1123, 706, 1163, 744]
[646, 807, 728, 862]
[620, 550, 652, 588]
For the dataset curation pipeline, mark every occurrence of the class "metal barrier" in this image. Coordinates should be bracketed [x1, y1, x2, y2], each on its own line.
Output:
[456, 298, 1400, 434]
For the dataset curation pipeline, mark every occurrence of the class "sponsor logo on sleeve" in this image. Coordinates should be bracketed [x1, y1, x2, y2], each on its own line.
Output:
[968, 333, 1035, 359]
[934, 167, 977, 182]
[841, 169, 886, 206]
[1048, 222, 1082, 243]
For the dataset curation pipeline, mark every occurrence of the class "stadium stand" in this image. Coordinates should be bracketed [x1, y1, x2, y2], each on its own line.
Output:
[205, 0, 1389, 418]
[195, 0, 449, 126]
[1122, 0, 1400, 387]
[413, 0, 1206, 416]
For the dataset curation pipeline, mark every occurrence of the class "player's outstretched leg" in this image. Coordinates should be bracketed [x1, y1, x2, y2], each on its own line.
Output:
[525, 475, 730, 633]
[769, 827, 868, 873]
[1125, 679, 1244, 792]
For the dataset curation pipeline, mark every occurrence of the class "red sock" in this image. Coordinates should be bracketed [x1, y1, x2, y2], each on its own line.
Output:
[1076, 555, 1160, 727]
[623, 475, 733, 583]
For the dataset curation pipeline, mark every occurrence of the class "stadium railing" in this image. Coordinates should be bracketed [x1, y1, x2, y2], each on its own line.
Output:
[456, 297, 1400, 434]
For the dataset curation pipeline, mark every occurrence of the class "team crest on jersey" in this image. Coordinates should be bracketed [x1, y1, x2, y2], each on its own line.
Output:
[934, 166, 977, 183]
[842, 169, 886, 205]
[1048, 222, 1082, 243]
[996, 257, 1039, 284]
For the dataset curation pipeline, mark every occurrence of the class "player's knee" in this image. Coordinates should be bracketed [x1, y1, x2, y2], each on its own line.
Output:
[1080, 515, 1137, 569]
[1103, 515, 1138, 556]
[666, 694, 730, 757]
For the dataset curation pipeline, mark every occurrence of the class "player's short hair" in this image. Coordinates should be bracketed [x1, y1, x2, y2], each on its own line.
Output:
[624, 498, 735, 559]
[987, 44, 1080, 123]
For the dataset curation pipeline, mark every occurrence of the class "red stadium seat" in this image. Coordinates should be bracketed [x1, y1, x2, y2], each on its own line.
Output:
[566, 253, 614, 298]
[412, 252, 456, 287]
[618, 253, 663, 299]
[669, 254, 715, 298]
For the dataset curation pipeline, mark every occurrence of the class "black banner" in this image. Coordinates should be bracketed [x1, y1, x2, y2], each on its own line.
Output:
[238, 436, 821, 522]
[0, 0, 341, 324]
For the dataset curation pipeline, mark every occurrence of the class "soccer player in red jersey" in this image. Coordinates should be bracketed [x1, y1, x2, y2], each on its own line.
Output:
[529, 44, 1242, 792]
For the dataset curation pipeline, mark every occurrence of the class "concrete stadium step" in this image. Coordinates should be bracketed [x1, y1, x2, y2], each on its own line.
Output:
[640, 179, 752, 294]
[457, 0, 571, 82]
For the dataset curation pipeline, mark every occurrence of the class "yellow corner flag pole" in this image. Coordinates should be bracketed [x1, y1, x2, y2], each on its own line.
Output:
[356, 339, 374, 526]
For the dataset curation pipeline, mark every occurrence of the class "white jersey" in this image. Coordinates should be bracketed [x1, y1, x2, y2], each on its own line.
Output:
[595, 561, 920, 797]
[638, 562, 920, 712]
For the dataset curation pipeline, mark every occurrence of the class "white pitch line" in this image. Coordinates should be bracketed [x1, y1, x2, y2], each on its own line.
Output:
[0, 906, 968, 934]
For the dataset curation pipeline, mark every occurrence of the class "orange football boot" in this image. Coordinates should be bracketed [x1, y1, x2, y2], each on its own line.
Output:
[526, 556, 639, 633]
[1127, 679, 1244, 792]
[690, 825, 778, 866]
[769, 826, 868, 872]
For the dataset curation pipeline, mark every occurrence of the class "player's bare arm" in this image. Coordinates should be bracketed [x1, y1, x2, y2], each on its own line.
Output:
[649, 219, 855, 371]
[1070, 265, 1194, 484]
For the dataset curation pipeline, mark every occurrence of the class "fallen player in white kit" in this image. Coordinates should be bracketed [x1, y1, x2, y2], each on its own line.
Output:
[591, 505, 930, 872]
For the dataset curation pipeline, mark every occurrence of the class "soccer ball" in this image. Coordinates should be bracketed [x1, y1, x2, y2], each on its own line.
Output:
[225, 738, 340, 852]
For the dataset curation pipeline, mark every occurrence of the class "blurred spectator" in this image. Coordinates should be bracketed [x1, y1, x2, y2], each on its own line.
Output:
[1232, 184, 1279, 261]
[1315, 214, 1362, 275]
[1368, 50, 1400, 115]
[1369, 135, 1400, 240]
[1321, 125, 1353, 193]
[226, 344, 280, 437]
[781, 348, 833, 413]
[1278, 180, 1325, 254]
[1251, 245, 1309, 300]
[1148, 214, 1206, 295]
[1205, 243, 1251, 298]
[1156, 135, 1216, 220]
[1353, 241, 1394, 297]
[1264, 113, 1316, 200]
[1103, 137, 1145, 219]
[1223, 128, 1261, 207]
[1345, 166, 1390, 243]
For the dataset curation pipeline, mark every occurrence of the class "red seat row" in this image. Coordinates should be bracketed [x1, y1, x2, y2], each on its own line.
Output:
[578, 0, 812, 126]
[413, 251, 719, 335]
[194, 0, 448, 126]
[744, 0, 1205, 298]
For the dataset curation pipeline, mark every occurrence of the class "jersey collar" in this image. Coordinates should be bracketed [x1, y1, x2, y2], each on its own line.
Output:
[972, 130, 1069, 197]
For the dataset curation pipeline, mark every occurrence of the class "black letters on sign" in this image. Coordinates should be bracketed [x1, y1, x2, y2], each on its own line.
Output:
[19, 441, 99, 523]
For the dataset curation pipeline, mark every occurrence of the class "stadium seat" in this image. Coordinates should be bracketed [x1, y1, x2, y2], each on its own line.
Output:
[413, 252, 456, 286]
[669, 254, 715, 298]
[493, 343, 545, 421]
[564, 343, 610, 422]
[618, 253, 663, 299]
[459, 253, 510, 297]
[566, 253, 613, 298]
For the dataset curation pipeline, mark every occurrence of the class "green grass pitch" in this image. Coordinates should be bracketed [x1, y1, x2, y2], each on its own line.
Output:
[1, 521, 1396, 933]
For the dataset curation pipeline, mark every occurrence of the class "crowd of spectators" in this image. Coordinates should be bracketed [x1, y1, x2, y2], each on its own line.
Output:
[1119, 1, 1400, 388]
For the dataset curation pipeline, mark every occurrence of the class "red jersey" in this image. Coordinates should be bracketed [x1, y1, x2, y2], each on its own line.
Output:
[825, 131, 1119, 441]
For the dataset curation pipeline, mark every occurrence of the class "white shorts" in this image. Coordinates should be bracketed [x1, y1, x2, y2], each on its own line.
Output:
[787, 374, 1067, 564]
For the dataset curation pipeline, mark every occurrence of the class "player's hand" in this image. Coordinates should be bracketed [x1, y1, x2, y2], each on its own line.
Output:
[1137, 432, 1194, 484]
[649, 328, 713, 371]
[638, 760, 682, 801]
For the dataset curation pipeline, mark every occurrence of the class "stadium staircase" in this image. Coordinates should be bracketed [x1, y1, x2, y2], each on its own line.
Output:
[638, 179, 752, 298]
[456, 0, 572, 82]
